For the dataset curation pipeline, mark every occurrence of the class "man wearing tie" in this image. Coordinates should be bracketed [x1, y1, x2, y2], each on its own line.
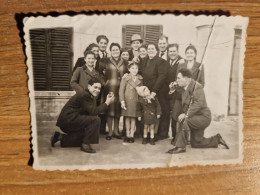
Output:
[96, 35, 109, 59]
[166, 44, 185, 143]
[158, 35, 169, 61]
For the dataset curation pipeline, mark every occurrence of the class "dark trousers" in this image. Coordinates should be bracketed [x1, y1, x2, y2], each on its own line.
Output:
[60, 116, 100, 147]
[157, 90, 171, 139]
[99, 114, 107, 134]
[171, 118, 177, 139]
[174, 114, 219, 148]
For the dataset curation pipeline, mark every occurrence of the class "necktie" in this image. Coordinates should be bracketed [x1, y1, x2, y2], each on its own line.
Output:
[160, 51, 164, 57]
[102, 51, 106, 58]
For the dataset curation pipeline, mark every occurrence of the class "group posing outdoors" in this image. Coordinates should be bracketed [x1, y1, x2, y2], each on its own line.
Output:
[51, 33, 230, 154]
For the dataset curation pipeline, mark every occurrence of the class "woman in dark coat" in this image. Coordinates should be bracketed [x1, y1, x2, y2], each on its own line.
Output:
[70, 51, 104, 93]
[99, 43, 128, 140]
[73, 43, 100, 73]
[139, 43, 170, 140]
[51, 78, 114, 153]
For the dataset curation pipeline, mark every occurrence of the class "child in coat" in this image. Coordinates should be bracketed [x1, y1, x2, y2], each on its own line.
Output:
[136, 86, 161, 145]
[119, 63, 143, 143]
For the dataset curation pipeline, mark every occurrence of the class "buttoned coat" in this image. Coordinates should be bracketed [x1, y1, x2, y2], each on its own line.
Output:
[99, 57, 128, 117]
[119, 74, 143, 117]
[70, 65, 104, 93]
[56, 90, 108, 133]
[138, 97, 162, 125]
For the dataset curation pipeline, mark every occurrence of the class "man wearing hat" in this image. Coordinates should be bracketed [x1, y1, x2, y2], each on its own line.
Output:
[128, 34, 143, 61]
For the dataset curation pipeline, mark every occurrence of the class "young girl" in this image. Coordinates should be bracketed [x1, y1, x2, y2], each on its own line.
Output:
[119, 63, 143, 143]
[136, 86, 161, 145]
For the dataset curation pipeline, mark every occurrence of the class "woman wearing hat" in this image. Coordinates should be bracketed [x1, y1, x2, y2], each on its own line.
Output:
[128, 34, 143, 61]
[99, 43, 128, 140]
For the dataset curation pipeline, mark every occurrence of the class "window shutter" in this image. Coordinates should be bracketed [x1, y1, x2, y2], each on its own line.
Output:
[122, 25, 143, 48]
[122, 25, 163, 48]
[50, 28, 73, 90]
[30, 29, 49, 90]
[144, 25, 163, 44]
[29, 28, 73, 91]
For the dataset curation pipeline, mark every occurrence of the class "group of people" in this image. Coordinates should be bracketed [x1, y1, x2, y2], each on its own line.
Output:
[50, 33, 229, 154]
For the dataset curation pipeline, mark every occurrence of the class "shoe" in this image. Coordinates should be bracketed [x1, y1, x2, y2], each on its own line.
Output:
[150, 138, 156, 145]
[106, 135, 112, 140]
[171, 147, 186, 154]
[51, 131, 60, 147]
[142, 138, 148, 144]
[113, 134, 122, 139]
[217, 134, 229, 149]
[129, 137, 135, 143]
[123, 137, 129, 143]
[166, 147, 177, 154]
[81, 144, 96, 153]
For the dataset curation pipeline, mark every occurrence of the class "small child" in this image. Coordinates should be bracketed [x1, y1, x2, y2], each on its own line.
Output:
[136, 86, 161, 145]
[119, 63, 143, 143]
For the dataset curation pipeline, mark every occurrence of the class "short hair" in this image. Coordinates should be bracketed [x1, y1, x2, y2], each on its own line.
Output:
[147, 43, 159, 52]
[83, 50, 95, 58]
[185, 44, 197, 55]
[138, 44, 147, 51]
[167, 43, 179, 52]
[88, 77, 101, 86]
[158, 35, 168, 43]
[128, 62, 139, 69]
[96, 35, 109, 44]
[120, 48, 129, 55]
[84, 43, 99, 57]
[178, 68, 192, 78]
[109, 42, 121, 51]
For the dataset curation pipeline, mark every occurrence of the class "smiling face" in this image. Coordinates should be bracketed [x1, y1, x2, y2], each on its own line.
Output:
[168, 46, 179, 60]
[121, 51, 129, 61]
[147, 44, 157, 58]
[185, 48, 196, 61]
[88, 82, 101, 97]
[158, 37, 168, 52]
[98, 38, 108, 52]
[128, 64, 138, 76]
[131, 40, 142, 51]
[139, 47, 147, 59]
[91, 46, 99, 59]
[111, 46, 120, 59]
[84, 53, 95, 68]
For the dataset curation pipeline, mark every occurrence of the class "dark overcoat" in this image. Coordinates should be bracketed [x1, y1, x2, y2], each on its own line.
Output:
[56, 90, 108, 132]
[70, 65, 104, 93]
[138, 97, 162, 125]
[99, 57, 128, 117]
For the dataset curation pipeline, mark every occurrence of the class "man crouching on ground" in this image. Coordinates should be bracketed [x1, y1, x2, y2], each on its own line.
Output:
[51, 77, 114, 153]
[167, 68, 229, 154]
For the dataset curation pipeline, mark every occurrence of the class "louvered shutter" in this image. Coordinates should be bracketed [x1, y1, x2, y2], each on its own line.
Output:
[30, 29, 49, 90]
[50, 28, 73, 90]
[144, 25, 163, 44]
[122, 25, 163, 48]
[122, 25, 143, 48]
[29, 28, 73, 91]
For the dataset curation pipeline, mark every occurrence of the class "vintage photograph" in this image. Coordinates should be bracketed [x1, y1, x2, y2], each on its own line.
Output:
[23, 13, 248, 170]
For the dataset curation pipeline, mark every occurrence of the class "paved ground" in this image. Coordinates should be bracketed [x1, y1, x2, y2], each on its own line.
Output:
[35, 116, 240, 170]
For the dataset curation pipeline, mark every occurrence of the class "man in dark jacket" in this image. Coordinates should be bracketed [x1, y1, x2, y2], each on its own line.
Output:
[167, 68, 229, 154]
[166, 43, 185, 143]
[51, 78, 114, 153]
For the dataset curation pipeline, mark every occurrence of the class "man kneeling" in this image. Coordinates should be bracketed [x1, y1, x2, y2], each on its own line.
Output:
[167, 68, 229, 154]
[51, 78, 114, 153]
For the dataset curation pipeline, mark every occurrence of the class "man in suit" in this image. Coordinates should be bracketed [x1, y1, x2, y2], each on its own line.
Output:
[96, 35, 109, 59]
[158, 35, 169, 61]
[166, 43, 185, 143]
[167, 68, 229, 154]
